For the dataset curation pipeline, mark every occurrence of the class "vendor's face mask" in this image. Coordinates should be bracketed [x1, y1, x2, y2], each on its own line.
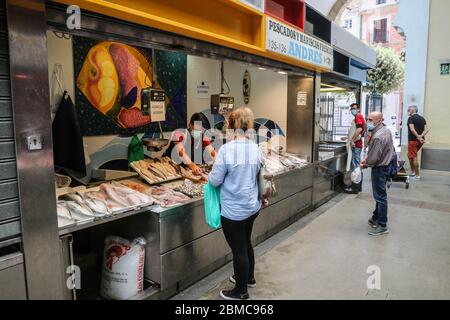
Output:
[351, 109, 358, 116]
[191, 130, 202, 139]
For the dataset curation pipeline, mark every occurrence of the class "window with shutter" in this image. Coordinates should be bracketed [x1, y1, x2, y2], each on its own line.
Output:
[373, 18, 388, 43]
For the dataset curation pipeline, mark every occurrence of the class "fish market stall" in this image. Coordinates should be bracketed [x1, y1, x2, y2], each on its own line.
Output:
[3, 0, 374, 300]
[56, 147, 313, 299]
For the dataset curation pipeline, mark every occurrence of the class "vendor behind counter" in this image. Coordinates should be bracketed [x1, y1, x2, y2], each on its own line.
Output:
[164, 113, 216, 175]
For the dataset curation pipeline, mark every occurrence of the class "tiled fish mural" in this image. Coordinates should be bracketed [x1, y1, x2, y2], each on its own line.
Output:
[73, 36, 187, 136]
[76, 41, 152, 128]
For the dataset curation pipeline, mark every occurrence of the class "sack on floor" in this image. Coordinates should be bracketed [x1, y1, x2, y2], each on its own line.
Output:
[203, 182, 221, 229]
[351, 167, 362, 184]
[100, 236, 146, 300]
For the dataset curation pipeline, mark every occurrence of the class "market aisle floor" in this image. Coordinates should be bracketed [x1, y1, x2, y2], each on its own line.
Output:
[172, 170, 450, 300]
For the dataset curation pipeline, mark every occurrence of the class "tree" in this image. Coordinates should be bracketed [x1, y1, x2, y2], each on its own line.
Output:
[366, 46, 405, 94]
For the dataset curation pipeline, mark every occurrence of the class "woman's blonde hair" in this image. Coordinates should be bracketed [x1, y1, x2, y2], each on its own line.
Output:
[228, 106, 254, 132]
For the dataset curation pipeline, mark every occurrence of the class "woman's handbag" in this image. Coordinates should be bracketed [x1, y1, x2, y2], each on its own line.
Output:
[258, 165, 278, 200]
[203, 182, 221, 229]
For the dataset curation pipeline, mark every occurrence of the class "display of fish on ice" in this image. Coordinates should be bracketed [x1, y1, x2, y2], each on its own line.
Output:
[76, 41, 165, 129]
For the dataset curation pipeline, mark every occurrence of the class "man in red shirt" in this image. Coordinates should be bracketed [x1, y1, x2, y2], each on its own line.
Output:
[344, 103, 366, 194]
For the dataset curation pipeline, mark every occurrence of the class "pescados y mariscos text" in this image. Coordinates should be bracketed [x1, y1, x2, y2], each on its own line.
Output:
[267, 19, 333, 54]
[267, 19, 333, 66]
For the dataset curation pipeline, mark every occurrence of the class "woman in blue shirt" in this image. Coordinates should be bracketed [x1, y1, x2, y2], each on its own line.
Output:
[209, 106, 263, 300]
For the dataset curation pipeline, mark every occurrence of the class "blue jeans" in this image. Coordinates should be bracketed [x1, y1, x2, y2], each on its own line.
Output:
[352, 147, 362, 169]
[371, 166, 390, 227]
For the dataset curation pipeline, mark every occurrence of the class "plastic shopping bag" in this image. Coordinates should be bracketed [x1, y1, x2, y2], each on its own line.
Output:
[351, 167, 362, 184]
[128, 134, 144, 167]
[203, 182, 221, 229]
[258, 166, 278, 199]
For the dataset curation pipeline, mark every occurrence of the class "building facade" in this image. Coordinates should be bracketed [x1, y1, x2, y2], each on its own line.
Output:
[397, 0, 450, 171]
[338, 0, 404, 137]
[306, 0, 450, 172]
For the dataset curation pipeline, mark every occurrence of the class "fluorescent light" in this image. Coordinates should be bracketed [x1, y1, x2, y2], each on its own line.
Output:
[320, 88, 347, 92]
[258, 67, 266, 70]
[321, 83, 337, 88]
[277, 71, 287, 75]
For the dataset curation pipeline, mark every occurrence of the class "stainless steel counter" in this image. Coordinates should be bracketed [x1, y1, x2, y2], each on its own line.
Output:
[0, 250, 27, 300]
[313, 144, 348, 208]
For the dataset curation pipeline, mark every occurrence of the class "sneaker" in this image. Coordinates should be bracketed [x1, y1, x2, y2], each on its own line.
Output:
[368, 225, 389, 236]
[409, 172, 416, 177]
[220, 289, 249, 300]
[368, 218, 378, 229]
[344, 187, 359, 195]
[229, 275, 257, 288]
[414, 176, 421, 180]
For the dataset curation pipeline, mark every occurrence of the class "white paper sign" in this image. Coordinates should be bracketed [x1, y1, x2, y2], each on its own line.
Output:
[297, 92, 307, 106]
[266, 16, 334, 70]
[315, 97, 321, 114]
[341, 109, 354, 127]
[150, 101, 165, 122]
[149, 89, 166, 122]
[196, 81, 210, 99]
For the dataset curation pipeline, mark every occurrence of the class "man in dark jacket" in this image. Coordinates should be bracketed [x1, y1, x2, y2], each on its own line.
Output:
[361, 112, 394, 236]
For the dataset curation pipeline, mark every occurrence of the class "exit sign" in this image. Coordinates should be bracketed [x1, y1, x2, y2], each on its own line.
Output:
[441, 63, 450, 76]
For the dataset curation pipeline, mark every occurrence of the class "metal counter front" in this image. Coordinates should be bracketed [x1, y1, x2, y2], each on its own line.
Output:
[313, 143, 348, 208]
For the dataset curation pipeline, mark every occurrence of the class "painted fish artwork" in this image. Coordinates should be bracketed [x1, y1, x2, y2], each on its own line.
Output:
[77, 41, 152, 128]
[73, 36, 187, 136]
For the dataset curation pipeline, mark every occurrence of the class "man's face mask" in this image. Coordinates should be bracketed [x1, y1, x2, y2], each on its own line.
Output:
[367, 121, 376, 131]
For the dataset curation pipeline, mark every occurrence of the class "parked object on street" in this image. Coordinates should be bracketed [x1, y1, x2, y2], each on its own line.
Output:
[387, 160, 410, 190]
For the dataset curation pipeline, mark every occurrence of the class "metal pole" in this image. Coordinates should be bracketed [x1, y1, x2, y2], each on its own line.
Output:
[6, 0, 65, 299]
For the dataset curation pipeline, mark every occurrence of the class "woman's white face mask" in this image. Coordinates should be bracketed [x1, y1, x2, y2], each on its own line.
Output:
[191, 130, 202, 139]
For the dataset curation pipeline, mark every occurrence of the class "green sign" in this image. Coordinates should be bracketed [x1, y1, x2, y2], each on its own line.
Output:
[441, 63, 450, 76]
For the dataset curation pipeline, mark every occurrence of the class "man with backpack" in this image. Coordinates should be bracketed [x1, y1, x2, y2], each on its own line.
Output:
[361, 112, 395, 236]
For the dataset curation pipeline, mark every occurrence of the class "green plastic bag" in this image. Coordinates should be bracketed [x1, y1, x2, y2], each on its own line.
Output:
[128, 134, 144, 167]
[203, 182, 221, 229]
